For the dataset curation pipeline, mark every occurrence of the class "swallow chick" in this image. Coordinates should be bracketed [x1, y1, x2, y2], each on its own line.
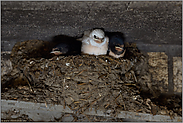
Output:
[106, 32, 126, 58]
[78, 29, 109, 55]
[50, 35, 82, 56]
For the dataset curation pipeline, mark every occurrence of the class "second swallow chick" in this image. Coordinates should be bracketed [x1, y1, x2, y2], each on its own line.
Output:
[50, 35, 81, 56]
[78, 29, 109, 55]
[107, 32, 126, 58]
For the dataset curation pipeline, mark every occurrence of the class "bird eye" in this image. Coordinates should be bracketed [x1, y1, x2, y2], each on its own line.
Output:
[94, 35, 98, 39]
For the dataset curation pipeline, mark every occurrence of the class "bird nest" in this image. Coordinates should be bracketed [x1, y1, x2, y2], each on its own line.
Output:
[1, 40, 182, 121]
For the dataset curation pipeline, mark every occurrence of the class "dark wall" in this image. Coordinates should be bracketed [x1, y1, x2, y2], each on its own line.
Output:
[1, 1, 182, 55]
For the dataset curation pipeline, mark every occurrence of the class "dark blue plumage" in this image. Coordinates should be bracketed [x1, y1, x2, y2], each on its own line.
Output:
[50, 35, 81, 56]
[106, 32, 126, 58]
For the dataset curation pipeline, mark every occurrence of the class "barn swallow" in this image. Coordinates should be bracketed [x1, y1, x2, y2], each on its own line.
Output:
[78, 29, 109, 55]
[50, 35, 81, 56]
[106, 32, 126, 58]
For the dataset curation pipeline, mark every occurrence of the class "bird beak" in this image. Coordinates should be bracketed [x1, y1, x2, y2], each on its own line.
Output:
[115, 46, 124, 52]
[50, 51, 63, 55]
[94, 38, 104, 43]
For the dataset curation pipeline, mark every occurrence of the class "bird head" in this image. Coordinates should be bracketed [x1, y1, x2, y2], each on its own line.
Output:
[109, 34, 126, 56]
[90, 29, 105, 43]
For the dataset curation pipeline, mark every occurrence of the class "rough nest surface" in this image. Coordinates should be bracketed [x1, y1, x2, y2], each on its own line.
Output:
[1, 40, 182, 121]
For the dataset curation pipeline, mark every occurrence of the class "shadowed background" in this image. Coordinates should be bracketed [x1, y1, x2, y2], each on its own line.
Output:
[1, 1, 182, 55]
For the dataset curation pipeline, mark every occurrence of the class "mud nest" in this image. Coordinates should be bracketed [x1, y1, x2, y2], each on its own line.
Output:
[1, 40, 182, 121]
